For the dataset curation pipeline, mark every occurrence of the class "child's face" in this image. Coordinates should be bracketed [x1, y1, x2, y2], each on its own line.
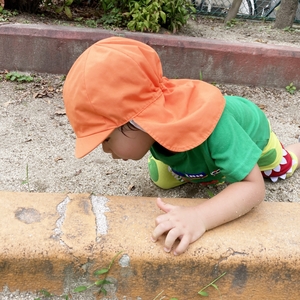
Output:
[101, 125, 155, 161]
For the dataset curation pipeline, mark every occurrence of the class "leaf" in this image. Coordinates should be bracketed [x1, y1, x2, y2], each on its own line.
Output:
[159, 11, 166, 23]
[198, 290, 209, 296]
[73, 285, 88, 293]
[64, 6, 72, 19]
[100, 287, 107, 295]
[65, 0, 73, 6]
[211, 283, 219, 289]
[40, 289, 52, 296]
[95, 279, 112, 286]
[94, 268, 109, 276]
[94, 280, 105, 286]
[55, 6, 64, 13]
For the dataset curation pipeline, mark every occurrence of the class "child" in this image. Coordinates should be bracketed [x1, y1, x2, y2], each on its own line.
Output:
[63, 37, 300, 256]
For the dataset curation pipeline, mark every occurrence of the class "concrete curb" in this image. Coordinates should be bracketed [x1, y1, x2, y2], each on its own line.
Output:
[0, 23, 300, 87]
[1, 191, 300, 299]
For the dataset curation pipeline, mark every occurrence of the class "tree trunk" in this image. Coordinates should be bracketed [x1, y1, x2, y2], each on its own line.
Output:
[274, 0, 298, 29]
[225, 0, 243, 23]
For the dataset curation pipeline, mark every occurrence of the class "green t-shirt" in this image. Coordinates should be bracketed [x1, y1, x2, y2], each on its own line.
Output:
[150, 96, 270, 184]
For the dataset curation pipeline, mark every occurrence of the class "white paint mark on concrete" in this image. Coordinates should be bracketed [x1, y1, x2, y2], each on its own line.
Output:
[119, 254, 130, 267]
[91, 195, 110, 236]
[51, 196, 71, 245]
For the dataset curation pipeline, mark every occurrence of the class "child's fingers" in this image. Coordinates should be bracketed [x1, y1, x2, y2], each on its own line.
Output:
[163, 228, 181, 253]
[151, 219, 173, 242]
[156, 197, 173, 213]
[173, 235, 191, 255]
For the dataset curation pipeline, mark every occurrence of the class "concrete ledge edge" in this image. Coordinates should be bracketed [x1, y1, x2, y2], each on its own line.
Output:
[0, 23, 300, 87]
[1, 191, 300, 299]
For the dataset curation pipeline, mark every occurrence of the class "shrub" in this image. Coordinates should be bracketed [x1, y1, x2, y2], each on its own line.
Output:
[125, 0, 196, 32]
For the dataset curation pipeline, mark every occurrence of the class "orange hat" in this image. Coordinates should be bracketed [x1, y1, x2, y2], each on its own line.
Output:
[63, 37, 225, 158]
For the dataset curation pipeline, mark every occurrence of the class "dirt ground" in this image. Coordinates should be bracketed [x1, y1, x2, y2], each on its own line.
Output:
[1, 11, 300, 300]
[0, 14, 300, 204]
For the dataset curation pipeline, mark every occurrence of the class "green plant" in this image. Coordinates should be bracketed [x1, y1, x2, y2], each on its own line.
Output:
[126, 0, 163, 32]
[84, 19, 98, 28]
[35, 251, 123, 299]
[153, 291, 179, 300]
[206, 188, 214, 198]
[198, 272, 226, 297]
[225, 18, 238, 28]
[99, 7, 124, 27]
[286, 82, 296, 94]
[161, 0, 195, 33]
[283, 26, 295, 32]
[126, 0, 195, 33]
[0, 8, 19, 16]
[74, 251, 123, 295]
[21, 164, 30, 191]
[55, 0, 74, 19]
[5, 71, 34, 82]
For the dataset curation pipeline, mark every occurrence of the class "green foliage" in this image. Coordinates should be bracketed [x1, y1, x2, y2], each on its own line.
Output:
[225, 18, 238, 28]
[152, 290, 179, 300]
[5, 71, 34, 82]
[198, 272, 227, 297]
[126, 0, 162, 32]
[125, 0, 196, 33]
[74, 251, 123, 295]
[99, 7, 124, 27]
[35, 251, 123, 299]
[84, 19, 98, 28]
[286, 82, 297, 94]
[55, 0, 74, 19]
[0, 9, 19, 21]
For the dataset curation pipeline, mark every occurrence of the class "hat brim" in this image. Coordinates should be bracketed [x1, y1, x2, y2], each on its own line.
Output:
[75, 128, 114, 158]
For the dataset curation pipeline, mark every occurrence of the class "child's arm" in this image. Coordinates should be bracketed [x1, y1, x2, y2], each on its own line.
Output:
[151, 164, 265, 255]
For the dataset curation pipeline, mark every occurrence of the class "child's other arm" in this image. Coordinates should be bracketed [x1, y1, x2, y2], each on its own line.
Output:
[151, 164, 265, 255]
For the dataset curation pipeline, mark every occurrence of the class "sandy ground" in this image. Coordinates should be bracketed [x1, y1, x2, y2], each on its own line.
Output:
[0, 73, 299, 203]
[0, 16, 300, 300]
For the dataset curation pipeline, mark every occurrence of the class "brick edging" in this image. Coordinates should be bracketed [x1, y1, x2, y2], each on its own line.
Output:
[0, 23, 300, 87]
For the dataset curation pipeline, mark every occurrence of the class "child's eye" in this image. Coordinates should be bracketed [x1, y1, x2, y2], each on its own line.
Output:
[104, 137, 110, 143]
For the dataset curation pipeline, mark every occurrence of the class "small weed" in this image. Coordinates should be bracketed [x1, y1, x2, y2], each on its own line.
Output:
[74, 251, 123, 295]
[283, 26, 295, 32]
[35, 251, 123, 299]
[84, 19, 98, 28]
[199, 70, 203, 81]
[206, 188, 214, 198]
[60, 75, 66, 81]
[21, 164, 30, 191]
[99, 7, 123, 28]
[5, 71, 34, 83]
[225, 19, 238, 28]
[286, 82, 296, 94]
[74, 17, 83, 22]
[198, 272, 227, 297]
[55, 0, 73, 19]
[152, 291, 179, 300]
[0, 9, 18, 16]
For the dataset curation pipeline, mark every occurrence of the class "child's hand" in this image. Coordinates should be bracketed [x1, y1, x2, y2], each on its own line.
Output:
[151, 198, 206, 255]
